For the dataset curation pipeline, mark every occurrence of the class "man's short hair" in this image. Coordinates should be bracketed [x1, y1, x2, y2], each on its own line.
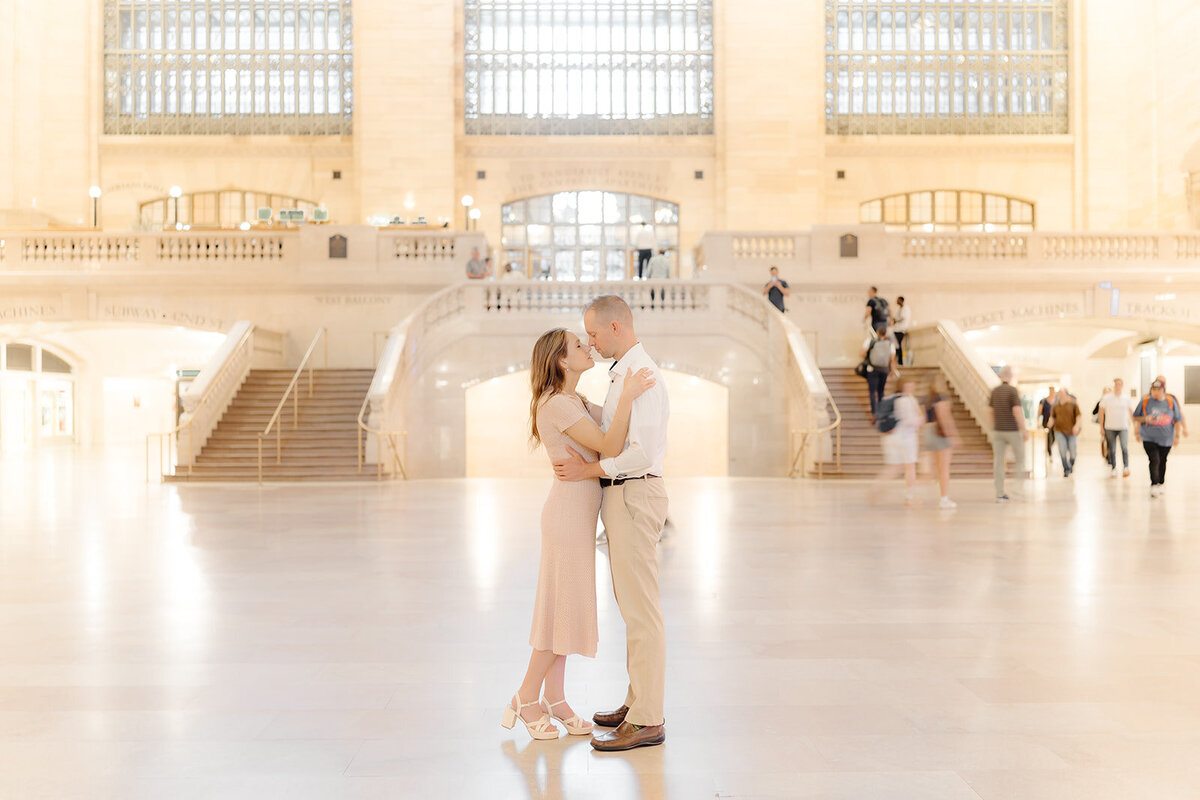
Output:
[769, 266, 779, 273]
[999, 365, 1014, 381]
[869, 285, 878, 293]
[586, 294, 633, 324]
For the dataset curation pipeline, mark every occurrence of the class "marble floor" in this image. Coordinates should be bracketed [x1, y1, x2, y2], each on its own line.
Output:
[2, 446, 1200, 799]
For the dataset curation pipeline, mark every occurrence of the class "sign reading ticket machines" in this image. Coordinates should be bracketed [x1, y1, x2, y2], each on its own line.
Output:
[278, 209, 306, 223]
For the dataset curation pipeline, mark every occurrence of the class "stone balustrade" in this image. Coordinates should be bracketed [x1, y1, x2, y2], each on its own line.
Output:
[696, 226, 1200, 288]
[0, 227, 488, 285]
[366, 279, 829, 478]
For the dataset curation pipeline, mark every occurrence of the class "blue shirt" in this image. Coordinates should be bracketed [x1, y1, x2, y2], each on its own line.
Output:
[1134, 395, 1182, 446]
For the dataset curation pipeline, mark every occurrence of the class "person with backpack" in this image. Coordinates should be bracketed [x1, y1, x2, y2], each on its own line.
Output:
[863, 286, 889, 333]
[1154, 375, 1190, 438]
[874, 375, 923, 506]
[858, 323, 897, 419]
[1134, 379, 1185, 497]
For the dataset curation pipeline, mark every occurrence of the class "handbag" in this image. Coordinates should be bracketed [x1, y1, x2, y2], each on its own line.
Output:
[854, 359, 870, 378]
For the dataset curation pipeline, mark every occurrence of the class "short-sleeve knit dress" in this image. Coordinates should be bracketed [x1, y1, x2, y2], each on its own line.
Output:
[529, 393, 602, 658]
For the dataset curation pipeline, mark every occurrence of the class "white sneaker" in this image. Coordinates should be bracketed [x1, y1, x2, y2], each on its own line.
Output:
[1110, 468, 1120, 478]
[938, 497, 957, 509]
[1151, 486, 1162, 498]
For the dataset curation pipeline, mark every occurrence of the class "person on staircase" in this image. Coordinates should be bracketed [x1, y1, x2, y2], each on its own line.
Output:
[859, 323, 897, 420]
[890, 296, 910, 366]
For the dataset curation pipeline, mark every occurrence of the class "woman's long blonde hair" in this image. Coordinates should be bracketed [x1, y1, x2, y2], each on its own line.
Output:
[529, 328, 569, 448]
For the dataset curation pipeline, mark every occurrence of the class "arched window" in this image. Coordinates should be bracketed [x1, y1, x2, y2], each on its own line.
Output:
[500, 191, 679, 281]
[860, 190, 1034, 231]
[464, 0, 714, 135]
[103, 0, 353, 135]
[824, 1, 1068, 135]
[139, 189, 318, 229]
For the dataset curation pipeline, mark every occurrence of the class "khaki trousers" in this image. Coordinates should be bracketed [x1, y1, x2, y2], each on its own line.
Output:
[601, 478, 669, 726]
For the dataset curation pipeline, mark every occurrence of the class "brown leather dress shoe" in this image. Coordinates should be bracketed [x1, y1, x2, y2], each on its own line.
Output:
[590, 720, 665, 751]
[591, 705, 628, 728]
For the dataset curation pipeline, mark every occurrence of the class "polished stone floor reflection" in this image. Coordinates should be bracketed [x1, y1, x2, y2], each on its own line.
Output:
[2, 446, 1200, 798]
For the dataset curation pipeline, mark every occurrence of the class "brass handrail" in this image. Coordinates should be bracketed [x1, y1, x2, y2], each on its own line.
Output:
[789, 394, 843, 479]
[145, 324, 256, 482]
[355, 392, 407, 480]
[256, 328, 328, 485]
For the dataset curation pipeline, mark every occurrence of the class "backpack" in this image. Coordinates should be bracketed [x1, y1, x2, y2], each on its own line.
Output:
[875, 395, 900, 434]
[1138, 394, 1176, 416]
[873, 297, 890, 322]
[868, 337, 892, 369]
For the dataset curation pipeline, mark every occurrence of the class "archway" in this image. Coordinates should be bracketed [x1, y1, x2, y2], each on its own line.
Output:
[465, 368, 729, 478]
[499, 190, 680, 280]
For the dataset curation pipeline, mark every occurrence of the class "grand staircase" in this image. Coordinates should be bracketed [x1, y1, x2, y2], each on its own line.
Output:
[167, 368, 376, 482]
[817, 367, 998, 479]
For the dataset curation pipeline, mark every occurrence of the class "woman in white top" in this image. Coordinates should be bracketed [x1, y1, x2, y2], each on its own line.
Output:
[890, 296, 911, 366]
[877, 375, 923, 506]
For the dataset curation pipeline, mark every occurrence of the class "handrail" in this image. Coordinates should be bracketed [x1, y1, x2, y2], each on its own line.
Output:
[356, 392, 407, 480]
[256, 328, 328, 485]
[905, 320, 999, 446]
[779, 325, 842, 479]
[145, 322, 258, 482]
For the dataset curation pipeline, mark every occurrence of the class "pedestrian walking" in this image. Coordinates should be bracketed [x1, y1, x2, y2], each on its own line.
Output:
[989, 365, 1028, 502]
[1098, 378, 1132, 478]
[1134, 380, 1185, 497]
[1049, 388, 1081, 477]
[923, 374, 961, 509]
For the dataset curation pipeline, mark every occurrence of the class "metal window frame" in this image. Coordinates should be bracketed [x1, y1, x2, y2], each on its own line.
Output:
[825, 1, 1068, 135]
[860, 188, 1036, 230]
[464, 0, 714, 136]
[103, 0, 353, 135]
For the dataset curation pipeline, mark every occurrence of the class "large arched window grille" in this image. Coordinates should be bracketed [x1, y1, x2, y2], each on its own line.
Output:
[464, 0, 714, 135]
[860, 189, 1034, 231]
[139, 189, 317, 228]
[103, 0, 353, 135]
[825, 1, 1068, 135]
[500, 191, 679, 280]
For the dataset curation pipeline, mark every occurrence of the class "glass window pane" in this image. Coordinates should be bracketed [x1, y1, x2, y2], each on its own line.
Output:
[552, 192, 577, 223]
[6, 344, 33, 372]
[553, 226, 577, 246]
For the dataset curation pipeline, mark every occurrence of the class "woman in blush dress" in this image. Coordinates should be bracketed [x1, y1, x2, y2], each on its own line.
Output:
[501, 328, 654, 740]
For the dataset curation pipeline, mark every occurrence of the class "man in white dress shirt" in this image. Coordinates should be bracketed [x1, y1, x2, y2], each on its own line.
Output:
[553, 294, 670, 751]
